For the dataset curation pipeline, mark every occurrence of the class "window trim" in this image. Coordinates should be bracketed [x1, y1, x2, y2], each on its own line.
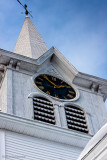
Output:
[28, 92, 56, 125]
[63, 102, 89, 134]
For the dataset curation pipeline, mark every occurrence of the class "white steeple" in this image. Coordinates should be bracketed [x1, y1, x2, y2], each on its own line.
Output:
[14, 16, 48, 59]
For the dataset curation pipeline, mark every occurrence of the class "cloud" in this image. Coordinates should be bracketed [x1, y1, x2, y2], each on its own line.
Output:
[0, 0, 107, 109]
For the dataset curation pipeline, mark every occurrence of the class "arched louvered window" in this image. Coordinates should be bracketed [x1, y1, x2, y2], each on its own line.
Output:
[65, 105, 88, 133]
[33, 97, 55, 125]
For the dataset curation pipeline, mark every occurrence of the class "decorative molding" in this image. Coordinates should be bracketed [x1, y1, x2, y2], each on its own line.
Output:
[0, 48, 107, 97]
[0, 64, 5, 71]
[0, 64, 6, 88]
[91, 83, 102, 94]
[103, 94, 107, 102]
[28, 92, 54, 104]
[54, 104, 61, 127]
[59, 103, 68, 129]
[16, 61, 21, 71]
[8, 59, 14, 68]
[97, 84, 102, 93]
[0, 112, 92, 148]
[91, 83, 97, 92]
[74, 72, 107, 96]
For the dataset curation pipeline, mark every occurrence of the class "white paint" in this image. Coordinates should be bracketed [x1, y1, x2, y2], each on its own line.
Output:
[5, 131, 82, 160]
[0, 73, 7, 113]
[14, 17, 48, 59]
[0, 112, 92, 148]
[54, 104, 61, 127]
[0, 130, 5, 160]
[59, 104, 68, 128]
[7, 68, 13, 114]
[78, 123, 107, 160]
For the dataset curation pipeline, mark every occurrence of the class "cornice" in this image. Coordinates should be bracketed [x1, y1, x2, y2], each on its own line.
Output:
[73, 72, 107, 101]
[1, 48, 107, 100]
[0, 48, 53, 74]
[0, 47, 78, 77]
[0, 112, 92, 148]
[77, 72, 107, 84]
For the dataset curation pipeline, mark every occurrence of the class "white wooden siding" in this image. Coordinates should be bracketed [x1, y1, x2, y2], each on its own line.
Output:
[5, 131, 82, 160]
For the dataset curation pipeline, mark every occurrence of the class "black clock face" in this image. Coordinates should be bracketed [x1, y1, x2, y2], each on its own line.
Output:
[35, 74, 76, 100]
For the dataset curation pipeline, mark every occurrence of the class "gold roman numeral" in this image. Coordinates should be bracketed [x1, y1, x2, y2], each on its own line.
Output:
[36, 81, 42, 85]
[38, 86, 44, 90]
[61, 81, 64, 84]
[52, 77, 56, 81]
[46, 91, 50, 95]
[67, 94, 73, 98]
[69, 90, 75, 94]
[55, 94, 58, 98]
[38, 77, 43, 81]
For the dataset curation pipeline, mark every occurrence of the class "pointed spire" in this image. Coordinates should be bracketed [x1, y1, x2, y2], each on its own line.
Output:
[14, 17, 48, 59]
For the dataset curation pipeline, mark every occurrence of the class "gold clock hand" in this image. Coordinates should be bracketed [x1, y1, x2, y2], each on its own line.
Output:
[57, 85, 71, 88]
[43, 75, 72, 89]
[43, 75, 57, 87]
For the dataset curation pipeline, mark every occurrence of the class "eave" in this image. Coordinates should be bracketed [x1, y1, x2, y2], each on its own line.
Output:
[73, 72, 107, 101]
[0, 112, 92, 148]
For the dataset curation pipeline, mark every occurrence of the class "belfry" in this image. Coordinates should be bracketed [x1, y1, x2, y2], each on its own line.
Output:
[0, 3, 107, 160]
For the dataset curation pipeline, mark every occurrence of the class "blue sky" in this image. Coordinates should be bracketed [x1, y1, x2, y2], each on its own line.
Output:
[0, 0, 107, 107]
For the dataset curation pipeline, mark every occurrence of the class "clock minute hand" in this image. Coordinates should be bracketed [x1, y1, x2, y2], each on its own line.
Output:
[44, 75, 57, 87]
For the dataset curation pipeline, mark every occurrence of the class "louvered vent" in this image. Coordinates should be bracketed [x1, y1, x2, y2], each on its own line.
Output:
[33, 97, 55, 125]
[65, 105, 88, 133]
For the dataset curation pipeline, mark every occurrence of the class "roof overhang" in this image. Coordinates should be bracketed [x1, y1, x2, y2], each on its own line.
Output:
[0, 112, 92, 147]
[73, 72, 107, 101]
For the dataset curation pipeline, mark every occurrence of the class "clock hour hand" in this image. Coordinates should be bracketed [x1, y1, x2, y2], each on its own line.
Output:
[56, 85, 71, 88]
[43, 75, 71, 89]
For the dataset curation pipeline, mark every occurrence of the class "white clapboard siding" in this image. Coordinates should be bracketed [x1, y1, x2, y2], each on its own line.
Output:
[5, 131, 82, 160]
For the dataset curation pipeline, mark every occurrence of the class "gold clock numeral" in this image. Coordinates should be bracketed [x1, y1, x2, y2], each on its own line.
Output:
[36, 81, 42, 85]
[66, 85, 72, 88]
[52, 77, 56, 81]
[61, 81, 64, 84]
[38, 77, 43, 81]
[67, 94, 73, 98]
[55, 94, 58, 98]
[46, 91, 50, 95]
[38, 86, 44, 90]
[69, 90, 75, 94]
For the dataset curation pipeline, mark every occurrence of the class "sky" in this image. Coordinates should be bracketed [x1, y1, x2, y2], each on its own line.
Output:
[0, 0, 107, 107]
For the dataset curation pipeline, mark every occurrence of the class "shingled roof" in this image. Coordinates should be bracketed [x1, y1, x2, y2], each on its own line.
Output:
[14, 16, 48, 59]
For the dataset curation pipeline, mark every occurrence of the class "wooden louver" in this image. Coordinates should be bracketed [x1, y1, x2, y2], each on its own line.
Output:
[33, 97, 55, 125]
[65, 105, 88, 133]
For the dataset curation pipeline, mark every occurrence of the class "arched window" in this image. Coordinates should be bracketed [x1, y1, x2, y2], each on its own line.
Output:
[33, 96, 55, 125]
[65, 105, 88, 133]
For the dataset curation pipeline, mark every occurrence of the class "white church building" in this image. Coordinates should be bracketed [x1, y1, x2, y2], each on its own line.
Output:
[0, 16, 107, 160]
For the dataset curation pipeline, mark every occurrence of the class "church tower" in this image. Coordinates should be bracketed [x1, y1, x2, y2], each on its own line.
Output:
[0, 15, 107, 160]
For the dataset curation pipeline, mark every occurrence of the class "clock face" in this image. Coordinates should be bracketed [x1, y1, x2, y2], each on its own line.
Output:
[34, 74, 76, 99]
[35, 74, 76, 100]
